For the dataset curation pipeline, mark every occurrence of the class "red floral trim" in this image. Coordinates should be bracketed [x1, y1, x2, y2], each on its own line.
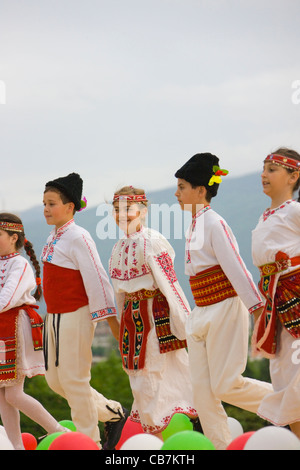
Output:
[154, 252, 178, 284]
[130, 407, 198, 434]
[110, 263, 151, 281]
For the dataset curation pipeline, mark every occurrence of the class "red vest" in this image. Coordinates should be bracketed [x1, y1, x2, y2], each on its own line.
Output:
[43, 262, 89, 313]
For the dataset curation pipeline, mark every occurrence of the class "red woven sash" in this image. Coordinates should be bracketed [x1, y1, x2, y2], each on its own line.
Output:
[258, 251, 300, 277]
[189, 265, 237, 307]
[120, 289, 186, 370]
[252, 252, 300, 358]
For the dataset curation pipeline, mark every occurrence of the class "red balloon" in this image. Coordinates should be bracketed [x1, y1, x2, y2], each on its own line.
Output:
[226, 431, 255, 450]
[22, 432, 38, 450]
[115, 418, 144, 450]
[49, 432, 99, 450]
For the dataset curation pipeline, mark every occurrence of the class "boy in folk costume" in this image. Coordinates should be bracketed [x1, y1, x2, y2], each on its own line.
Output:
[175, 153, 273, 450]
[252, 148, 300, 439]
[42, 173, 127, 449]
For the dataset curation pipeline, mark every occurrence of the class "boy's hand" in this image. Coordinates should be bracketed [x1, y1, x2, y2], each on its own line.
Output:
[252, 307, 264, 324]
[107, 316, 120, 341]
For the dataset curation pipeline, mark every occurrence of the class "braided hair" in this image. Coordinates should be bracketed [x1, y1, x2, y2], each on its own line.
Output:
[0, 213, 42, 300]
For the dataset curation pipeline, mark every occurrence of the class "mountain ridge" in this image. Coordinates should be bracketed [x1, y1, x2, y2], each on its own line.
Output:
[17, 171, 267, 307]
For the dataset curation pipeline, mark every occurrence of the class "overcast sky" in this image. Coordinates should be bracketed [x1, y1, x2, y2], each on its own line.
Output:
[1, 0, 300, 212]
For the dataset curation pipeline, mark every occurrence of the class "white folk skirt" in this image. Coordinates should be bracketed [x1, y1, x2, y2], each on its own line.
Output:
[0, 310, 45, 388]
[126, 298, 198, 434]
[257, 322, 300, 426]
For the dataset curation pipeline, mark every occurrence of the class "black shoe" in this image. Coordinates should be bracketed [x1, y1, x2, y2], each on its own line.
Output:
[191, 417, 203, 434]
[103, 406, 129, 450]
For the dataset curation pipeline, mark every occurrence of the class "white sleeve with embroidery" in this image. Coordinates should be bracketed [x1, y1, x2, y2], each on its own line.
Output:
[0, 258, 36, 313]
[70, 234, 117, 322]
[211, 219, 263, 312]
[114, 291, 125, 319]
[146, 236, 191, 340]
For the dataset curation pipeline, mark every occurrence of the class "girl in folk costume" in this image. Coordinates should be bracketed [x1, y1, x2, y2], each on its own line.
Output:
[109, 186, 199, 439]
[42, 173, 127, 449]
[0, 213, 67, 450]
[252, 148, 300, 439]
[175, 153, 273, 450]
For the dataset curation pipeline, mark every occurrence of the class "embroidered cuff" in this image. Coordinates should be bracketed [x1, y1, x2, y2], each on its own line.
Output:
[91, 307, 117, 322]
[249, 302, 264, 314]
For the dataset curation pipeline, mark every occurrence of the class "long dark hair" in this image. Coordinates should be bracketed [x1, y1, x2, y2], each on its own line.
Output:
[0, 212, 42, 300]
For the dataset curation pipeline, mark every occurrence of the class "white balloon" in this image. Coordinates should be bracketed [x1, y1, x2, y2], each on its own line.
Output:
[120, 433, 163, 450]
[0, 433, 14, 450]
[227, 417, 243, 440]
[244, 426, 300, 450]
[0, 426, 8, 437]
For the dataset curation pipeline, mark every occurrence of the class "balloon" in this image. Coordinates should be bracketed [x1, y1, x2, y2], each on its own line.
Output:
[0, 434, 14, 450]
[115, 418, 144, 450]
[22, 432, 38, 450]
[36, 432, 64, 450]
[49, 432, 99, 450]
[226, 432, 255, 450]
[162, 413, 193, 441]
[58, 419, 77, 432]
[0, 426, 8, 437]
[161, 430, 215, 450]
[227, 417, 243, 440]
[244, 426, 300, 450]
[120, 433, 163, 450]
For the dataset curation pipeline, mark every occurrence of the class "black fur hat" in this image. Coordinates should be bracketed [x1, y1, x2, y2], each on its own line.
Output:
[45, 172, 83, 211]
[175, 153, 221, 197]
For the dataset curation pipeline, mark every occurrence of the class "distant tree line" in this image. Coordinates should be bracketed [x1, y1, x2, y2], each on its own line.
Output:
[4, 351, 271, 439]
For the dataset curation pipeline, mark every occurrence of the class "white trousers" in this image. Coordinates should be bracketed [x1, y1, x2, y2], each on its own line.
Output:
[186, 297, 273, 450]
[44, 306, 123, 445]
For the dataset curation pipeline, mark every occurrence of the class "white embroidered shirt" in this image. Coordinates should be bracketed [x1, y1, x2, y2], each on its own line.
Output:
[41, 219, 117, 321]
[0, 253, 36, 313]
[185, 206, 263, 313]
[109, 226, 190, 340]
[252, 199, 300, 272]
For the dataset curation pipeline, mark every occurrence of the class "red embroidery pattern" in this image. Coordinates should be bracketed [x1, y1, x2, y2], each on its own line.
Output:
[110, 264, 151, 280]
[154, 252, 177, 283]
[42, 219, 74, 262]
[263, 199, 293, 221]
[130, 407, 198, 434]
[189, 265, 237, 306]
[154, 252, 190, 315]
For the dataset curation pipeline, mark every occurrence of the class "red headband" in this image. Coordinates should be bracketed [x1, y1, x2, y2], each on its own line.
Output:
[0, 221, 24, 232]
[265, 154, 300, 171]
[113, 194, 148, 203]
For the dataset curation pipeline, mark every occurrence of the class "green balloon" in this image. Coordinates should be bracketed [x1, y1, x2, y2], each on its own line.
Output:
[59, 420, 77, 432]
[162, 413, 193, 441]
[161, 431, 216, 450]
[36, 432, 64, 450]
